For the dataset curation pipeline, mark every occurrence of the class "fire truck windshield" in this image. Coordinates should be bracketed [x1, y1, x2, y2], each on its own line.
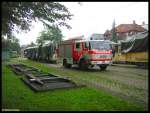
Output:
[90, 41, 111, 50]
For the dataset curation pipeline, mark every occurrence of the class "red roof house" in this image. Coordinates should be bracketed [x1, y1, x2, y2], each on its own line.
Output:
[104, 20, 147, 40]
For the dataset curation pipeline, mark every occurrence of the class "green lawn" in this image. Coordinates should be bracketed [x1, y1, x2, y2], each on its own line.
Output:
[2, 58, 146, 111]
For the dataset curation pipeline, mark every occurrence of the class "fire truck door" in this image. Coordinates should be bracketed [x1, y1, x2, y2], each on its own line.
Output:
[73, 42, 82, 61]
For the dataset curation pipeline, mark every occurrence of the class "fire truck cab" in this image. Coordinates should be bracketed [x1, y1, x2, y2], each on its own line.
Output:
[58, 36, 113, 70]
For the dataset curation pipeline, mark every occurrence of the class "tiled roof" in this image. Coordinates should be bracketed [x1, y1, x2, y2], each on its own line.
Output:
[115, 24, 146, 33]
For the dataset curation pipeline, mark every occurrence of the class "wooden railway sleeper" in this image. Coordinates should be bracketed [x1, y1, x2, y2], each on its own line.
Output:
[26, 74, 44, 85]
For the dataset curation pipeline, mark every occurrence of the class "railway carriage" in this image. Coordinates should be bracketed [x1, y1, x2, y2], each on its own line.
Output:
[113, 31, 148, 67]
[24, 43, 57, 63]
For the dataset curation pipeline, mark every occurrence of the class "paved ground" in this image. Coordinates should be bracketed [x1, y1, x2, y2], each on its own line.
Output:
[46, 63, 148, 109]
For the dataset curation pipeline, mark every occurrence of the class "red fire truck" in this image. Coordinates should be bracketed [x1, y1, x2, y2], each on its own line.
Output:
[58, 36, 113, 70]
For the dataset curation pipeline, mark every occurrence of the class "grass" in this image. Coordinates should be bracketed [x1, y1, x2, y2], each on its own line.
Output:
[2, 58, 147, 111]
[17, 58, 148, 106]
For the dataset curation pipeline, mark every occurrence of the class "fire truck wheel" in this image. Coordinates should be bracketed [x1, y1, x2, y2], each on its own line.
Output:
[63, 59, 71, 68]
[67, 64, 72, 68]
[79, 60, 88, 70]
[63, 59, 67, 67]
[99, 65, 107, 71]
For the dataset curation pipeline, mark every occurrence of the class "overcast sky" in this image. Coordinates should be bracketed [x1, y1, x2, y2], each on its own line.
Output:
[14, 2, 148, 45]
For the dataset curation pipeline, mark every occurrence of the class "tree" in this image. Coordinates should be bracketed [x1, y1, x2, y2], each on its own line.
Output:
[2, 35, 21, 53]
[27, 41, 36, 47]
[2, 38, 10, 51]
[111, 20, 117, 43]
[2, 2, 73, 38]
[36, 25, 63, 45]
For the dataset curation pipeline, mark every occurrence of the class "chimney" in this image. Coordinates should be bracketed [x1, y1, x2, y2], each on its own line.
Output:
[142, 21, 145, 25]
[133, 20, 136, 24]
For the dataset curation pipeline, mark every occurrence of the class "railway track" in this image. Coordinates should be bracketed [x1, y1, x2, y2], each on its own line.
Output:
[8, 64, 84, 92]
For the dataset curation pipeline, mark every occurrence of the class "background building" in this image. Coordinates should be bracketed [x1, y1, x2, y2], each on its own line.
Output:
[104, 20, 147, 41]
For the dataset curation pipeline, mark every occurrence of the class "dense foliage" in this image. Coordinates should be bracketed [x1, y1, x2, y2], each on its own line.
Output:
[36, 25, 63, 45]
[2, 2, 73, 38]
[27, 41, 36, 47]
[2, 36, 21, 53]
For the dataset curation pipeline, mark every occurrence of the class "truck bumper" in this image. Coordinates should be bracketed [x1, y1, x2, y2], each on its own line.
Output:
[90, 61, 112, 65]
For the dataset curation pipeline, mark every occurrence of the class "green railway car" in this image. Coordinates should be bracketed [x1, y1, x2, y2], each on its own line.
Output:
[24, 43, 57, 63]
[24, 46, 38, 60]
